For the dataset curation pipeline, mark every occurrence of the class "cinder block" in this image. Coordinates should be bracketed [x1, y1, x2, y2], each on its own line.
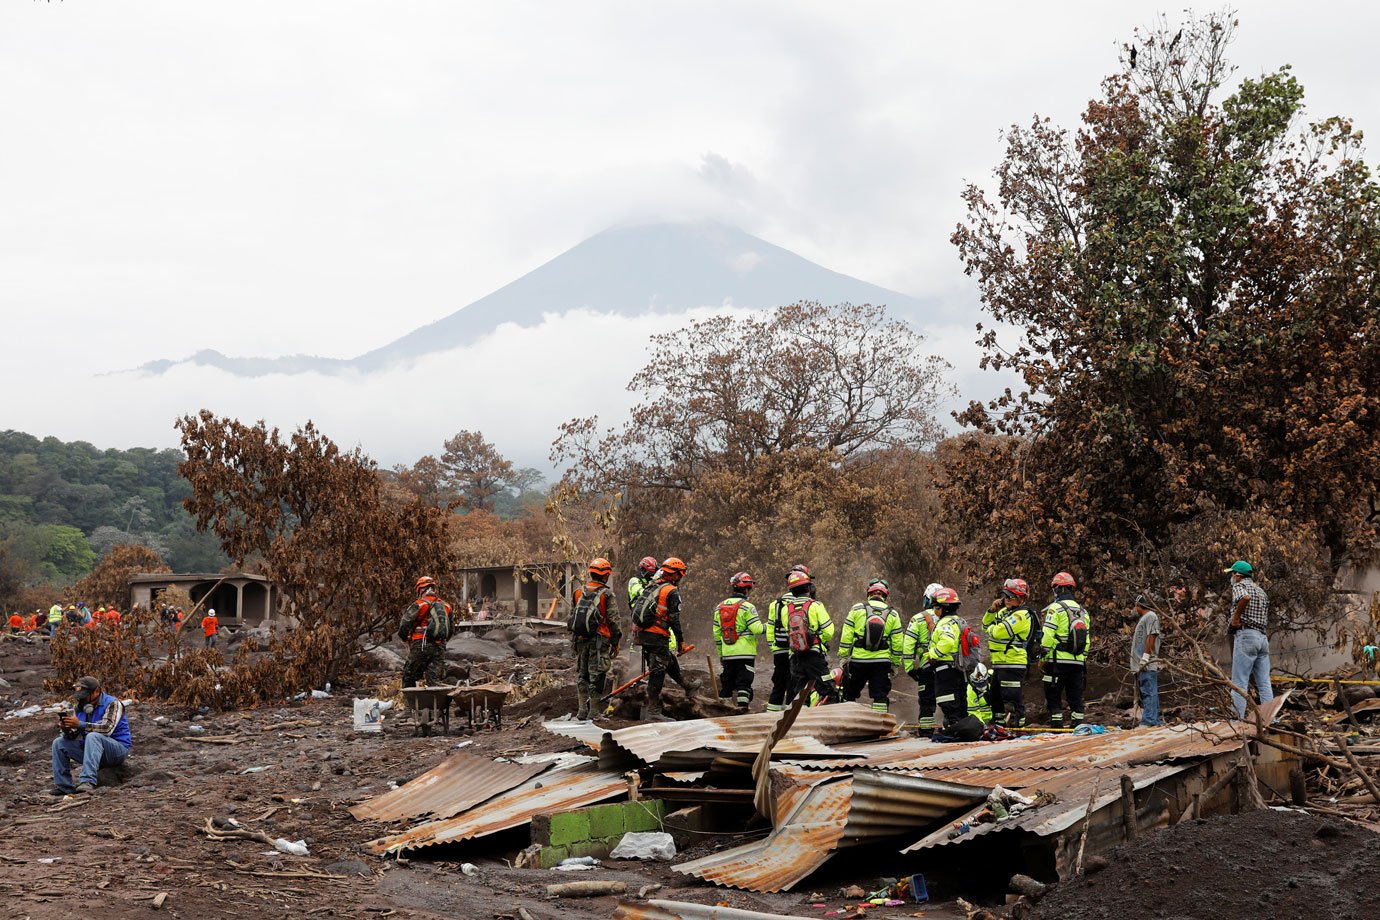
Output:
[623, 799, 666, 833]
[587, 803, 626, 839]
[537, 845, 569, 869]
[547, 809, 590, 847]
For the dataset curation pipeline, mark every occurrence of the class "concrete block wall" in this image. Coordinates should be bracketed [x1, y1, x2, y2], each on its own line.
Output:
[530, 799, 667, 868]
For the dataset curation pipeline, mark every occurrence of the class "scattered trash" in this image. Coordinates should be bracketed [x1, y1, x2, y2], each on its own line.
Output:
[239, 766, 270, 774]
[1072, 724, 1106, 735]
[551, 856, 600, 871]
[948, 819, 972, 840]
[353, 698, 393, 734]
[610, 831, 676, 861]
[452, 740, 473, 750]
[273, 838, 309, 856]
[5, 705, 42, 720]
[907, 873, 929, 903]
[37, 857, 61, 865]
[311, 689, 331, 699]
[187, 725, 205, 735]
[460, 862, 479, 876]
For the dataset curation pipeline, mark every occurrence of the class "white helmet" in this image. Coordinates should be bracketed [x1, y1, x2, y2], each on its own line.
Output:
[923, 583, 944, 601]
[969, 662, 990, 685]
[207, 608, 215, 616]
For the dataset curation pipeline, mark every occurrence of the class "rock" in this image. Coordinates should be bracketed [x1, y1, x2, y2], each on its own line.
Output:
[324, 859, 372, 877]
[365, 645, 406, 670]
[513, 626, 537, 640]
[484, 627, 513, 644]
[1342, 686, 1376, 706]
[444, 638, 513, 663]
[443, 662, 471, 682]
[1084, 856, 1109, 875]
[513, 636, 548, 658]
[96, 762, 138, 786]
[1316, 822, 1341, 840]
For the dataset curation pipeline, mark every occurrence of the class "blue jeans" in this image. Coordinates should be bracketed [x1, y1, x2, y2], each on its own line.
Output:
[1137, 669, 1161, 726]
[1230, 628, 1273, 719]
[51, 733, 129, 791]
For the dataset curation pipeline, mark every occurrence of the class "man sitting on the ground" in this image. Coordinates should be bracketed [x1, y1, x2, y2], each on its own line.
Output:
[51, 676, 132, 796]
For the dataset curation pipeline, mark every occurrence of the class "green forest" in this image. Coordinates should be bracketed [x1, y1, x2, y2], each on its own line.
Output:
[0, 429, 227, 584]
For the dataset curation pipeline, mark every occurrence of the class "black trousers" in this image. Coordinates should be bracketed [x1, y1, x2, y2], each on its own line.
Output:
[1043, 661, 1087, 725]
[933, 664, 968, 726]
[910, 664, 937, 730]
[789, 650, 838, 703]
[767, 651, 793, 710]
[842, 659, 892, 711]
[643, 642, 679, 699]
[719, 658, 755, 704]
[988, 664, 1027, 726]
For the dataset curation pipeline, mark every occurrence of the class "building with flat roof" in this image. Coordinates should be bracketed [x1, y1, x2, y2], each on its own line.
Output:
[128, 572, 277, 623]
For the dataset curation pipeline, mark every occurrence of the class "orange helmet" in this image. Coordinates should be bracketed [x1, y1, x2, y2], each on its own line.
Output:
[415, 575, 437, 594]
[588, 557, 612, 578]
[1051, 571, 1077, 589]
[730, 571, 754, 591]
[661, 557, 687, 578]
[932, 587, 961, 607]
[786, 570, 812, 591]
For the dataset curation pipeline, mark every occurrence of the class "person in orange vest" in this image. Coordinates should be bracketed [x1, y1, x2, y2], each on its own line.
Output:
[567, 558, 623, 721]
[104, 608, 122, 627]
[26, 613, 40, 633]
[7, 612, 23, 634]
[201, 609, 219, 648]
[397, 576, 453, 688]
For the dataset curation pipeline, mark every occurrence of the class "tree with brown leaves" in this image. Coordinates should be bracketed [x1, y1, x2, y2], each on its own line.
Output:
[946, 13, 1380, 623]
[66, 543, 170, 611]
[175, 411, 456, 680]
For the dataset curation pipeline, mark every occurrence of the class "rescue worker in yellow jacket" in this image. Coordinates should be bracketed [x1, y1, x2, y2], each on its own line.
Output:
[713, 572, 764, 709]
[967, 663, 993, 725]
[982, 578, 1036, 727]
[782, 570, 838, 705]
[839, 578, 904, 713]
[902, 583, 944, 735]
[765, 564, 813, 712]
[1041, 571, 1092, 727]
[925, 588, 968, 726]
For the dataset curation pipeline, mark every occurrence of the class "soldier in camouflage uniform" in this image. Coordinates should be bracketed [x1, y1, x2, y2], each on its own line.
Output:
[569, 558, 623, 720]
[398, 575, 452, 688]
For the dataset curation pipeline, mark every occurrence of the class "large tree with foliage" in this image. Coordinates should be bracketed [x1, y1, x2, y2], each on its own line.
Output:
[176, 412, 457, 678]
[946, 14, 1380, 618]
[552, 301, 954, 625]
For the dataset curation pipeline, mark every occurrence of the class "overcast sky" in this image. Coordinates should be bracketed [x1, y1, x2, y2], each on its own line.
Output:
[3, 2, 1376, 468]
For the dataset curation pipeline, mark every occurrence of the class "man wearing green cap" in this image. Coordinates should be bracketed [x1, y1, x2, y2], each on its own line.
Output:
[1224, 560, 1272, 719]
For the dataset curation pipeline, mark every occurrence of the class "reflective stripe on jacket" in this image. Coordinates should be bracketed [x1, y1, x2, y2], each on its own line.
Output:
[713, 595, 764, 660]
[983, 605, 1033, 666]
[1041, 598, 1090, 665]
[840, 599, 903, 665]
[926, 615, 963, 665]
[902, 610, 937, 670]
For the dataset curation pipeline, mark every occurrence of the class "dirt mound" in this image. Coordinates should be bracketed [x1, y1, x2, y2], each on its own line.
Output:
[1030, 808, 1380, 920]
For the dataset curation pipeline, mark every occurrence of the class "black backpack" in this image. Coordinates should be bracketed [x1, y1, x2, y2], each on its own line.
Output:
[569, 585, 608, 639]
[859, 605, 890, 652]
[632, 584, 662, 629]
[1024, 606, 1044, 655]
[421, 600, 452, 643]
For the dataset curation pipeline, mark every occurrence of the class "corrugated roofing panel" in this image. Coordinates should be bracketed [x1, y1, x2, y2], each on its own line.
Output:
[674, 777, 852, 893]
[364, 763, 626, 854]
[596, 704, 897, 770]
[901, 762, 1189, 852]
[541, 718, 609, 750]
[348, 752, 549, 823]
[843, 769, 992, 841]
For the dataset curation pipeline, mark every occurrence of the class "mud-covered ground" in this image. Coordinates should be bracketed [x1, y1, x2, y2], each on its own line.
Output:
[0, 635, 972, 920]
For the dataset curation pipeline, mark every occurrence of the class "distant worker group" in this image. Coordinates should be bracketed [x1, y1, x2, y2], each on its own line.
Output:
[398, 553, 1271, 735]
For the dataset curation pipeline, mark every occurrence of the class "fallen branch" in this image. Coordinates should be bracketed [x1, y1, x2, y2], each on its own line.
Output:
[185, 735, 242, 745]
[546, 880, 627, 898]
[197, 819, 275, 847]
[1335, 733, 1380, 809]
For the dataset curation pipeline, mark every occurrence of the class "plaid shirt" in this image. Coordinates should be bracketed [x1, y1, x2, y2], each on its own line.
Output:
[1231, 578, 1269, 632]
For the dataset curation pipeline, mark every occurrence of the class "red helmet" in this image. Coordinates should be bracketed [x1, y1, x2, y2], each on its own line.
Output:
[415, 575, 437, 594]
[1002, 578, 1029, 598]
[866, 578, 889, 598]
[932, 587, 961, 607]
[588, 557, 612, 577]
[661, 557, 687, 578]
[786, 570, 813, 591]
[791, 563, 811, 577]
[730, 571, 754, 591]
[638, 556, 658, 574]
[1051, 571, 1077, 589]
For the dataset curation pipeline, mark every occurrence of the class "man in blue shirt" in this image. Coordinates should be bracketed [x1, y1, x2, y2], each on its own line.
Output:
[51, 676, 132, 796]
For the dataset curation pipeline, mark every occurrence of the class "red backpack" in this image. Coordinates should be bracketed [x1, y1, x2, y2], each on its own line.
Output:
[717, 600, 742, 645]
[786, 599, 813, 653]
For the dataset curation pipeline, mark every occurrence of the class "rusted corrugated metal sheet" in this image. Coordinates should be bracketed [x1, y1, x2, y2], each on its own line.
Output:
[349, 752, 548, 823]
[364, 763, 626, 854]
[901, 761, 1189, 853]
[781, 723, 1244, 774]
[674, 777, 852, 893]
[613, 900, 818, 920]
[541, 718, 608, 749]
[842, 769, 991, 841]
[597, 704, 897, 770]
